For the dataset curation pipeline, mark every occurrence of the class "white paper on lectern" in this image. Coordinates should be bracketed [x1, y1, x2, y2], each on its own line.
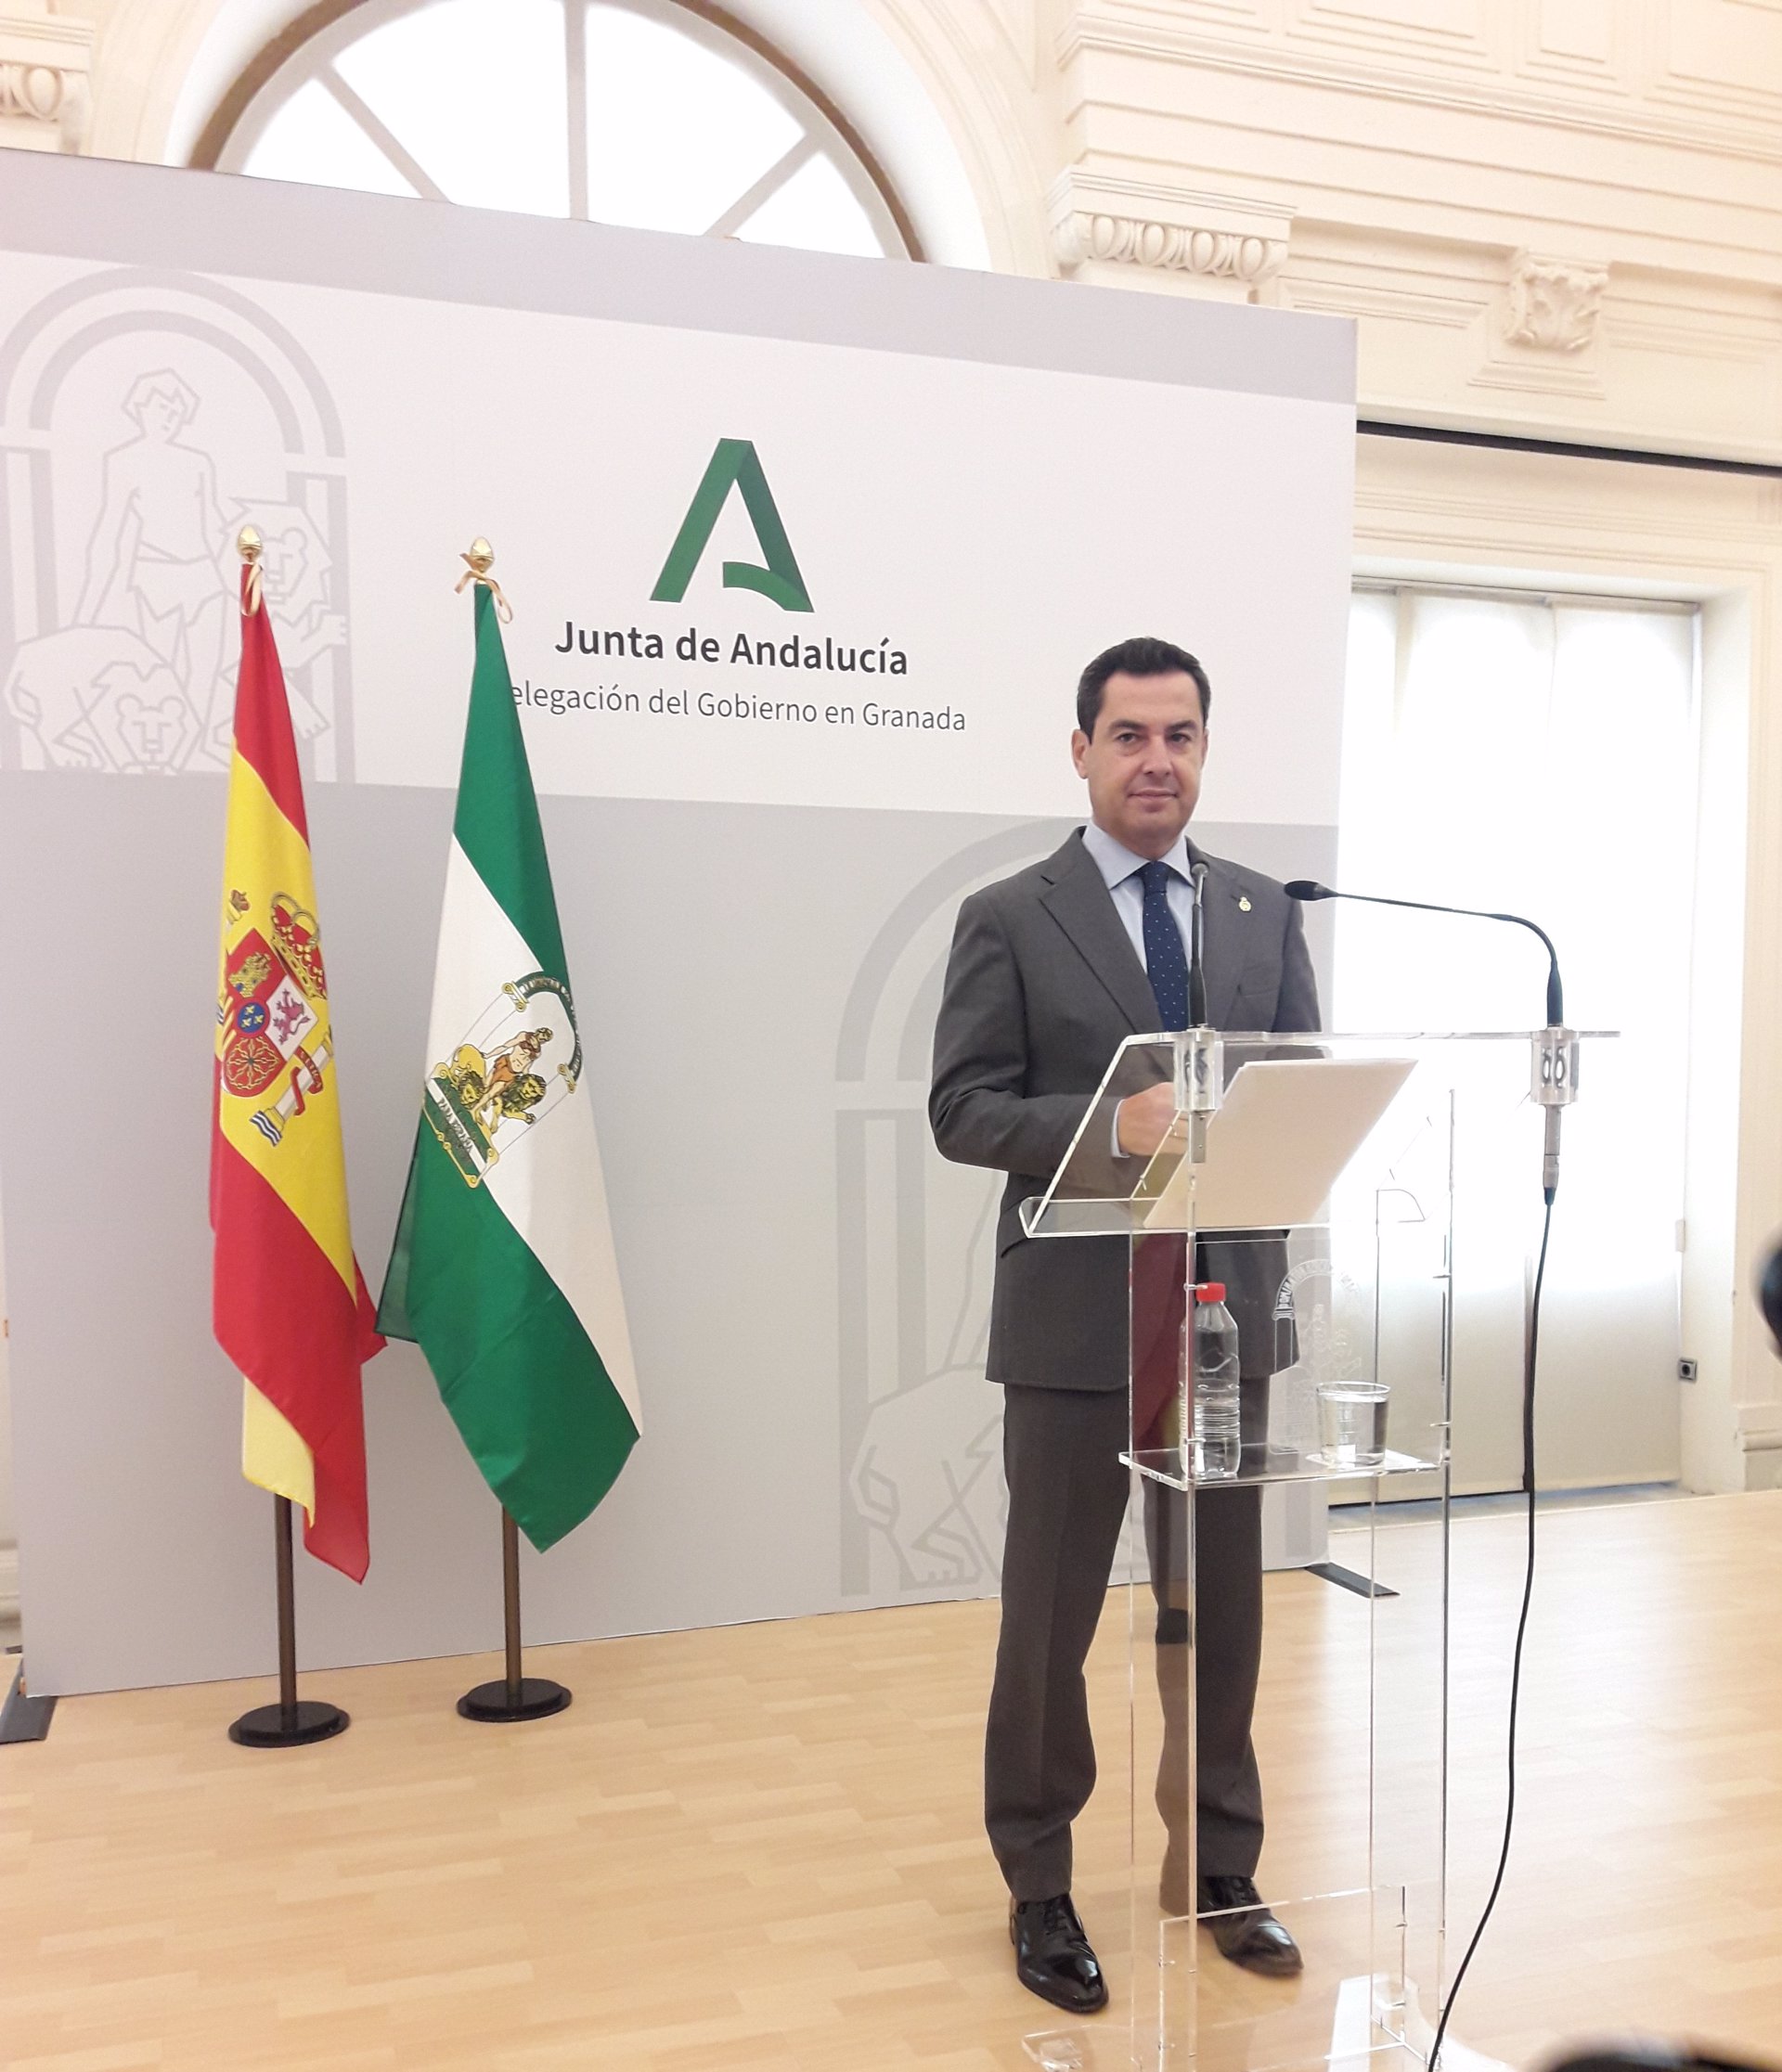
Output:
[1144, 1058, 1416, 1229]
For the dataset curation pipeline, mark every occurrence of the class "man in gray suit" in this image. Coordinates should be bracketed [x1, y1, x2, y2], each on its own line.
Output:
[930, 636, 1319, 2013]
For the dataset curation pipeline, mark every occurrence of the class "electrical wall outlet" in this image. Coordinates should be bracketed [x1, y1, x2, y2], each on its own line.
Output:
[1678, 1357, 1698, 1383]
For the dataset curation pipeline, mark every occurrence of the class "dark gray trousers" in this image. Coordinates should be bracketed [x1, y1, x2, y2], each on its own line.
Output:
[985, 1381, 1267, 1902]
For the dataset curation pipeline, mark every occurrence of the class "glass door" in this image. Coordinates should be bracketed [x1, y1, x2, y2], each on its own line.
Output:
[1336, 586, 1694, 1496]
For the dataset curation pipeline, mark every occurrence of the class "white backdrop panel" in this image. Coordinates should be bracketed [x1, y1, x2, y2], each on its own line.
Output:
[0, 154, 1351, 1693]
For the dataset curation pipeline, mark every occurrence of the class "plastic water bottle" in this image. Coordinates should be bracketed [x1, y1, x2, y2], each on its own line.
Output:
[1190, 1282, 1243, 1480]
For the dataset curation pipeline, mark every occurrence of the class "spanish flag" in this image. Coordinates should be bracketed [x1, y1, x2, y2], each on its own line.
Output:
[212, 551, 381, 1582]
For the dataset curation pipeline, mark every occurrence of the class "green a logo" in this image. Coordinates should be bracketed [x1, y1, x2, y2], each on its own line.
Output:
[651, 438, 813, 613]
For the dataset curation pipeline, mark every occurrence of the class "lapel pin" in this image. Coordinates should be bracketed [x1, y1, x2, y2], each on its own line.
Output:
[1238, 895, 1252, 912]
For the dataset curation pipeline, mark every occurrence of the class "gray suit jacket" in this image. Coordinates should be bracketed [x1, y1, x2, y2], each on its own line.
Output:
[929, 828, 1321, 1392]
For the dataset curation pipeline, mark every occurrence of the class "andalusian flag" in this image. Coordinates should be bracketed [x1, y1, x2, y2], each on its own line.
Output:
[213, 555, 381, 1582]
[378, 578, 639, 1551]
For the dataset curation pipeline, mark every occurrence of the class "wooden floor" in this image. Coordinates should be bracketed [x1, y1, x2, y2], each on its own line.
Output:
[5, 1492, 1782, 2070]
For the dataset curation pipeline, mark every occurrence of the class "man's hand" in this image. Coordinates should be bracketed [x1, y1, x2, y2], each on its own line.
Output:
[1116, 1081, 1182, 1157]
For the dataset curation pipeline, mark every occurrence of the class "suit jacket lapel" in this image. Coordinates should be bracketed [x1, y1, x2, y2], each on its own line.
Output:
[1039, 832, 1157, 1034]
[1190, 843, 1246, 1028]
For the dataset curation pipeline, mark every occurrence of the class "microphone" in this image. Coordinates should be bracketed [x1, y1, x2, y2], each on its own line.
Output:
[1284, 880, 1563, 1025]
[1285, 879, 1569, 1200]
[1188, 861, 1209, 1026]
[1761, 1238, 1782, 1359]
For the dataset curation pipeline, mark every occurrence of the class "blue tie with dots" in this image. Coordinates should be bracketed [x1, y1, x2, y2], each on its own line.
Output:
[1139, 858, 1190, 1031]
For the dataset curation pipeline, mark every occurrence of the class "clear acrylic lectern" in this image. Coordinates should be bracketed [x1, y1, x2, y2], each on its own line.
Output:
[1018, 1027, 1603, 2071]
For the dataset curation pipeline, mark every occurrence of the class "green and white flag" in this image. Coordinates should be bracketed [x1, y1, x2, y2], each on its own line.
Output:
[379, 581, 639, 1550]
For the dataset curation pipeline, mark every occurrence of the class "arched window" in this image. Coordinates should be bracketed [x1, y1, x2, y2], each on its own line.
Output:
[193, 0, 920, 261]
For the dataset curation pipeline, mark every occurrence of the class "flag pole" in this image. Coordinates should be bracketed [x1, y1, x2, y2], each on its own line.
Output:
[442, 540, 567, 1727]
[221, 523, 360, 1752]
[458, 1508, 572, 1722]
[227, 1497, 351, 1747]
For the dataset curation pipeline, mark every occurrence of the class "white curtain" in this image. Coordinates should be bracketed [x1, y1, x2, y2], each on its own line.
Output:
[1337, 588, 1696, 1492]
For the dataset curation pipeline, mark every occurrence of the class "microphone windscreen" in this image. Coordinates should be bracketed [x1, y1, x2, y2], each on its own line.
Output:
[1284, 880, 1332, 901]
[1762, 1239, 1782, 1358]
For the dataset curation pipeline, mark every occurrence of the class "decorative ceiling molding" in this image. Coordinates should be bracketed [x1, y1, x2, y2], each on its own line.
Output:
[1283, 0, 1499, 74]
[1504, 250, 1610, 353]
[1056, 11, 1782, 167]
[1047, 170, 1292, 284]
[1272, 218, 1782, 449]
[0, 7, 92, 152]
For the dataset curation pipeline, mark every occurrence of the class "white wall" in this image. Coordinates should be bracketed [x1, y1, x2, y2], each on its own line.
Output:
[0, 1191, 14, 1625]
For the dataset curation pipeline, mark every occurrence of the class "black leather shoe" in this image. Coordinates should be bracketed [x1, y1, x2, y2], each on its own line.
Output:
[1010, 1894, 1109, 2014]
[1196, 1875, 1304, 1978]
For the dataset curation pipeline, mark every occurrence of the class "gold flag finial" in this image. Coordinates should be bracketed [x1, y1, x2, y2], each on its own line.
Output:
[456, 536, 511, 622]
[238, 524, 265, 614]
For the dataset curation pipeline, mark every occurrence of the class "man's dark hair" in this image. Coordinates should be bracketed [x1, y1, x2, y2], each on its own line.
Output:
[1076, 637, 1211, 738]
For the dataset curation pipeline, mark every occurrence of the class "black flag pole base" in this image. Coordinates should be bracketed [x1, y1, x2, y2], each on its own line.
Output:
[457, 1676, 571, 1723]
[456, 1508, 572, 1723]
[229, 1698, 351, 1747]
[229, 1497, 352, 1750]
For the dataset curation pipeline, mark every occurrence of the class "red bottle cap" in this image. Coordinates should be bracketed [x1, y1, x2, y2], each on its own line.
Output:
[1195, 1281, 1227, 1302]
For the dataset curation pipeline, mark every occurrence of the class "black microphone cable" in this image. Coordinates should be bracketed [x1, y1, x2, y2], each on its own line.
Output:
[1427, 1190, 1552, 2068]
[1285, 878, 1563, 2066]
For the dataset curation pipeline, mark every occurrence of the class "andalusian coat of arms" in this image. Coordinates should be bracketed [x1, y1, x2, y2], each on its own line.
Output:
[423, 973, 582, 1187]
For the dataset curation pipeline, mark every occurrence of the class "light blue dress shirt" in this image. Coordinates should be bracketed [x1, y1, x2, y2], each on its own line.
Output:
[1079, 819, 1194, 972]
